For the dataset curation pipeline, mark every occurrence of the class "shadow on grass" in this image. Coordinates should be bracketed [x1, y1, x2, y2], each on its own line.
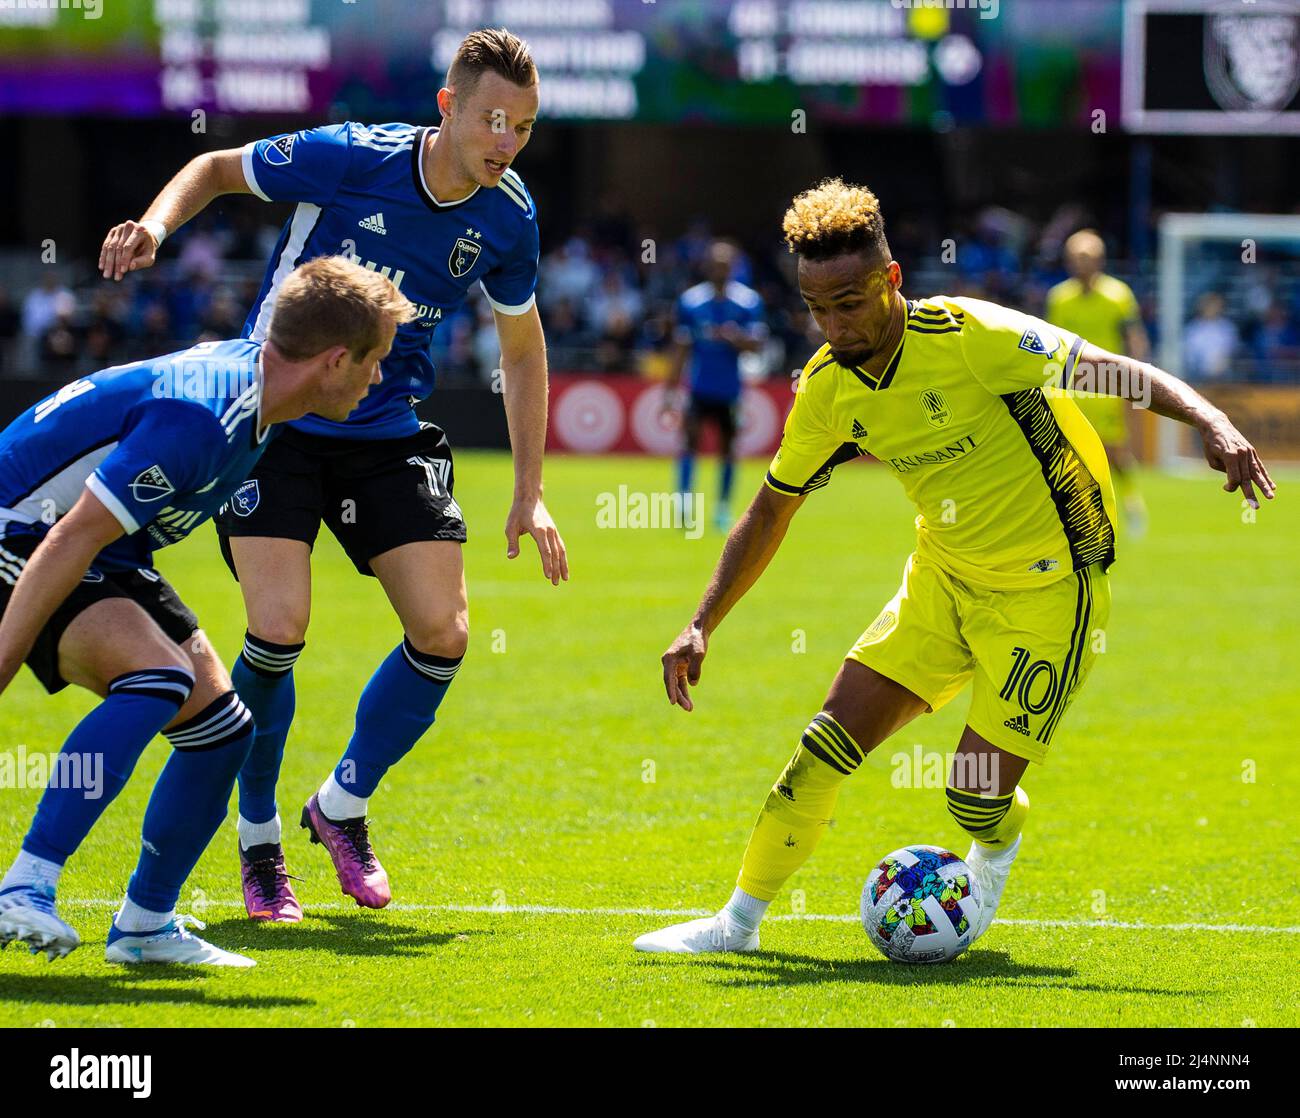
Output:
[653, 948, 1201, 997]
[0, 969, 311, 1011]
[197, 913, 489, 958]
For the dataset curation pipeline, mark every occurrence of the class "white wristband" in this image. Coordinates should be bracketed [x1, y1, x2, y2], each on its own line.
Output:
[139, 218, 168, 247]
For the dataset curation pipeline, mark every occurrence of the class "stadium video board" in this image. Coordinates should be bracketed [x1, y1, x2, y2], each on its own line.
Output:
[1122, 0, 1300, 134]
[0, 0, 1120, 127]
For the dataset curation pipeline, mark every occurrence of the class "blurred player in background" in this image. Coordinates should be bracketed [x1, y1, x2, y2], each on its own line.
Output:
[0, 259, 411, 965]
[637, 179, 1273, 955]
[1046, 230, 1150, 536]
[98, 28, 566, 923]
[664, 241, 766, 532]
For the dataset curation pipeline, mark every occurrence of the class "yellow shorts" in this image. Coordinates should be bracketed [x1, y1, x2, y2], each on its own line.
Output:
[1072, 393, 1129, 447]
[847, 552, 1110, 764]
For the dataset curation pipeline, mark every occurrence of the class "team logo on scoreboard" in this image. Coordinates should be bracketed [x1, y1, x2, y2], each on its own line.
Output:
[263, 134, 297, 166]
[918, 388, 952, 429]
[1205, 7, 1300, 115]
[448, 237, 482, 278]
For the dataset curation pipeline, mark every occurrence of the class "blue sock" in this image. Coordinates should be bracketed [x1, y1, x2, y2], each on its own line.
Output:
[126, 691, 255, 913]
[677, 453, 695, 497]
[21, 668, 194, 866]
[719, 457, 735, 507]
[233, 633, 304, 825]
[334, 639, 463, 801]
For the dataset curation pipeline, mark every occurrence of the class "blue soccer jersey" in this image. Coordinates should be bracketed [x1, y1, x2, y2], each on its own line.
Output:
[0, 339, 272, 573]
[675, 280, 766, 403]
[240, 121, 540, 440]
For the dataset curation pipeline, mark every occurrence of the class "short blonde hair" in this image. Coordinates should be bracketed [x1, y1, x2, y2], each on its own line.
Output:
[268, 256, 416, 362]
[783, 177, 889, 261]
[448, 28, 537, 98]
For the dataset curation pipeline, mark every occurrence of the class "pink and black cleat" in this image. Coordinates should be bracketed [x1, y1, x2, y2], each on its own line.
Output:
[239, 842, 304, 923]
[300, 794, 391, 909]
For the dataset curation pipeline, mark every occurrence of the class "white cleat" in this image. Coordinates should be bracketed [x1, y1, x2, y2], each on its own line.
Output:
[633, 912, 759, 955]
[105, 914, 256, 967]
[0, 885, 81, 961]
[965, 835, 1021, 941]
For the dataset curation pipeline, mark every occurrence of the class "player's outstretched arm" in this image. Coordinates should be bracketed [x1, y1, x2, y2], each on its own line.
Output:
[662, 483, 804, 711]
[1075, 342, 1276, 509]
[495, 304, 568, 585]
[0, 491, 124, 698]
[99, 148, 251, 281]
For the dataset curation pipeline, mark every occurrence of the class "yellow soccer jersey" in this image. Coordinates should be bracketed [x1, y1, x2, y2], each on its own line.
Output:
[1044, 274, 1139, 356]
[766, 296, 1117, 590]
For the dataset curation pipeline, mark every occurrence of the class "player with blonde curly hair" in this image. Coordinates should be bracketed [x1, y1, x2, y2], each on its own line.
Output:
[634, 177, 1274, 955]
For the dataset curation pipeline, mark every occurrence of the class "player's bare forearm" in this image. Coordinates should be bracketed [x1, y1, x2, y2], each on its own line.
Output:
[101, 149, 250, 280]
[662, 485, 802, 710]
[497, 309, 548, 502]
[1075, 342, 1275, 506]
[144, 151, 248, 233]
[496, 305, 568, 583]
[0, 495, 123, 696]
[692, 485, 801, 635]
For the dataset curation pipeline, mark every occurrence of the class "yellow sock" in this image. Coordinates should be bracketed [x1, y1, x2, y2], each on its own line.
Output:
[946, 784, 1030, 850]
[736, 713, 862, 901]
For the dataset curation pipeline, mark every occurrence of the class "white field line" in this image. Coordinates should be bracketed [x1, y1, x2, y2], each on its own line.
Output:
[70, 899, 1300, 935]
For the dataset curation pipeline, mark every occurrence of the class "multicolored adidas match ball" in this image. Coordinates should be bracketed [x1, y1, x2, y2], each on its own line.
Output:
[861, 845, 981, 964]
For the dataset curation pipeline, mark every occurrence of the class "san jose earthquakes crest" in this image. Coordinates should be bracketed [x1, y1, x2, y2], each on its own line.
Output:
[230, 479, 260, 518]
[449, 237, 481, 278]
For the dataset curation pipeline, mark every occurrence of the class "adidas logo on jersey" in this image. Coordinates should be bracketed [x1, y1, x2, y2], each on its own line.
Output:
[1003, 713, 1031, 736]
[851, 419, 869, 440]
[358, 213, 387, 235]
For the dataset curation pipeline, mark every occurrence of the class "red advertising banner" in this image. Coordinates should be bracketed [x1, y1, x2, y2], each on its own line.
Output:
[547, 374, 793, 457]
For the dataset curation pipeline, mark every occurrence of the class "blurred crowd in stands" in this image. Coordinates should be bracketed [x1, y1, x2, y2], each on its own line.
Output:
[2, 202, 1299, 385]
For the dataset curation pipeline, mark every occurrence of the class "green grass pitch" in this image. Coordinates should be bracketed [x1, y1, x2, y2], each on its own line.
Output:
[1, 452, 1297, 1027]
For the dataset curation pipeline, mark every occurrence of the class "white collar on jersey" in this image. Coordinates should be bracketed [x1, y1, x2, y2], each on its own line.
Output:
[417, 127, 481, 208]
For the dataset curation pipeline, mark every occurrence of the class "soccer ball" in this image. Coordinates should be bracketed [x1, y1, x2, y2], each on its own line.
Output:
[861, 845, 981, 964]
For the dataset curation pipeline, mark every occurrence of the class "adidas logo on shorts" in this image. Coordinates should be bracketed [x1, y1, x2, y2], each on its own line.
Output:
[1003, 713, 1031, 736]
[358, 212, 387, 235]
